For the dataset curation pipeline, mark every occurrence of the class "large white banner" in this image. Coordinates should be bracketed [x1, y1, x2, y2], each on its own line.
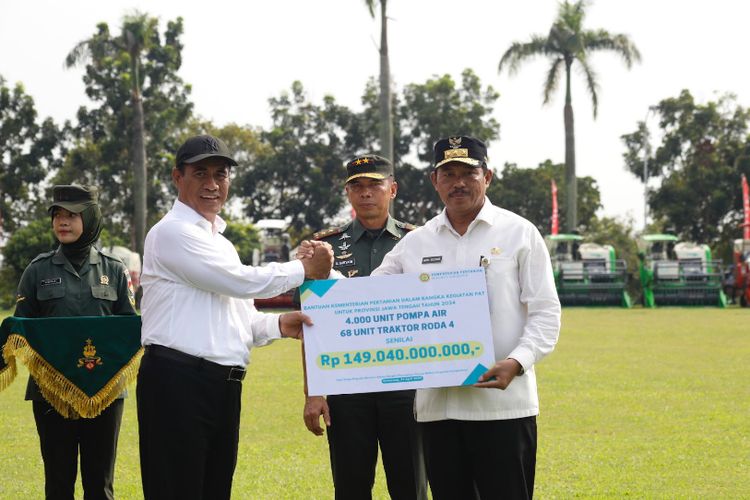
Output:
[301, 268, 496, 396]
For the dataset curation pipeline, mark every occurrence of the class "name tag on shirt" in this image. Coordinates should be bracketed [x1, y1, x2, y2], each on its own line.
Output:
[422, 256, 442, 264]
[40, 278, 62, 287]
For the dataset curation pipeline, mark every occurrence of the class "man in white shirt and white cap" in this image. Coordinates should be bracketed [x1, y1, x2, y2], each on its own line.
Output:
[372, 135, 561, 500]
[137, 134, 334, 500]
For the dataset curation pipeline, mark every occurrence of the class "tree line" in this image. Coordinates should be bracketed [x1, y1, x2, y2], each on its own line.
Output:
[2, 5, 750, 306]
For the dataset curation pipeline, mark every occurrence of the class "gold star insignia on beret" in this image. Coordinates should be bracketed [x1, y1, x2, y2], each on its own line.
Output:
[361, 157, 371, 164]
[354, 159, 362, 165]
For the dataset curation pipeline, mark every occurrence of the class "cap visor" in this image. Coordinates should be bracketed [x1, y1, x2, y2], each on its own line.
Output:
[345, 172, 388, 183]
[48, 202, 91, 214]
[434, 157, 481, 169]
[182, 153, 239, 166]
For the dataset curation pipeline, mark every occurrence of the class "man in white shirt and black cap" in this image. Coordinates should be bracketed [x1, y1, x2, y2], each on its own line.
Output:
[137, 134, 334, 500]
[372, 136, 561, 499]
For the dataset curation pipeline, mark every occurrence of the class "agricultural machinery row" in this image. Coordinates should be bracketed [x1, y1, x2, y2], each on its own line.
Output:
[545, 232, 750, 308]
[544, 174, 750, 308]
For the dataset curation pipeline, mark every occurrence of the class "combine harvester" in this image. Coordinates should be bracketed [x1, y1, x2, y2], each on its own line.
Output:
[544, 180, 631, 306]
[637, 234, 727, 307]
[545, 234, 632, 307]
[253, 219, 295, 309]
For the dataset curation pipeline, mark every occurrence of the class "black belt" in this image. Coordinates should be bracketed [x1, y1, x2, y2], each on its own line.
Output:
[144, 344, 246, 382]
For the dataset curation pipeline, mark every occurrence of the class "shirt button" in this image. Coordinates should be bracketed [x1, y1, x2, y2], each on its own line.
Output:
[372, 248, 378, 253]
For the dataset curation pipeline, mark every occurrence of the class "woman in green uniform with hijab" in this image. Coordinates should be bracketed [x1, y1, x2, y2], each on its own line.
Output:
[14, 185, 136, 500]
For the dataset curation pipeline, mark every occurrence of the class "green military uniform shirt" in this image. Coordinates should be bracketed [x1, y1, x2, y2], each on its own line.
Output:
[314, 216, 416, 278]
[15, 246, 137, 401]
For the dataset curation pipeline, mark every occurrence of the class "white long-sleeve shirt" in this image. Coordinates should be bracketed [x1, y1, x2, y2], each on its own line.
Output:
[140, 200, 305, 366]
[372, 198, 561, 421]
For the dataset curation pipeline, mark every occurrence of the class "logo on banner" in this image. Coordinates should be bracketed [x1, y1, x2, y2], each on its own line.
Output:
[77, 339, 103, 371]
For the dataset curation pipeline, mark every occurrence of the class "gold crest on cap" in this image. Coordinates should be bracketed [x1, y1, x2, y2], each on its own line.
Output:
[444, 148, 469, 160]
[449, 137, 462, 149]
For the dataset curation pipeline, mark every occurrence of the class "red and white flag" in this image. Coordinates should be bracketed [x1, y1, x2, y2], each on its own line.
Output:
[742, 174, 749, 240]
[551, 180, 559, 235]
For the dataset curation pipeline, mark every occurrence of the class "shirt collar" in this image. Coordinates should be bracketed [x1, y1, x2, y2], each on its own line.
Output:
[351, 215, 400, 242]
[52, 246, 101, 265]
[435, 197, 496, 233]
[172, 199, 227, 235]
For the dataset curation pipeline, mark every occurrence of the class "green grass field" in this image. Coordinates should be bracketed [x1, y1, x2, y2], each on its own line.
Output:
[1, 308, 748, 498]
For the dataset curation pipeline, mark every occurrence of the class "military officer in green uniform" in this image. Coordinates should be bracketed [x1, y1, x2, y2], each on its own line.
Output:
[14, 185, 136, 500]
[302, 155, 427, 500]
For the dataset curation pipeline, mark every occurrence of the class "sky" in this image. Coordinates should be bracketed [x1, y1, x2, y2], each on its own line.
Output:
[2, 0, 749, 230]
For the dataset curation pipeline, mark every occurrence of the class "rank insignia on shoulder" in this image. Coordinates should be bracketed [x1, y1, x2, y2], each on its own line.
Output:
[313, 227, 343, 240]
[347, 269, 359, 277]
[16, 295, 26, 303]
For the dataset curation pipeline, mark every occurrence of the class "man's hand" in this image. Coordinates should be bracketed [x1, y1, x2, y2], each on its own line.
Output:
[303, 396, 331, 436]
[300, 241, 333, 279]
[474, 358, 523, 390]
[296, 240, 316, 260]
[279, 311, 313, 339]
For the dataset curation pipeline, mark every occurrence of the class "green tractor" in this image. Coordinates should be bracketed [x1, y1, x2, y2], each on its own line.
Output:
[637, 234, 727, 307]
[545, 234, 632, 307]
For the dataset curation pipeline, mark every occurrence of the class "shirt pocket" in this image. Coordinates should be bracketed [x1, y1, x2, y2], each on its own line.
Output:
[36, 285, 66, 301]
[91, 285, 118, 301]
[485, 257, 520, 303]
[487, 256, 517, 275]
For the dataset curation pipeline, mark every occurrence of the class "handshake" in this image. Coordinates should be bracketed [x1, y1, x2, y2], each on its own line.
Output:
[296, 240, 335, 280]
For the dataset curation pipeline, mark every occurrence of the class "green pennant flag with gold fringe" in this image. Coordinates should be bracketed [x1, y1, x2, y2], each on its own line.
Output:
[0, 315, 142, 419]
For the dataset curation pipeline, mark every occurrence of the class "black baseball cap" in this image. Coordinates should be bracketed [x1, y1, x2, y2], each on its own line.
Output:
[433, 136, 489, 170]
[345, 154, 394, 183]
[175, 134, 238, 167]
[48, 185, 99, 214]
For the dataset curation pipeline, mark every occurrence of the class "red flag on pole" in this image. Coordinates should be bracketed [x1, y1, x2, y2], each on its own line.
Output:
[742, 174, 750, 240]
[551, 180, 559, 235]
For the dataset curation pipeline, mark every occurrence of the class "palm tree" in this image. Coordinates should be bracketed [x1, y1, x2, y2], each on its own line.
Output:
[65, 12, 156, 258]
[498, 0, 640, 231]
[364, 0, 394, 169]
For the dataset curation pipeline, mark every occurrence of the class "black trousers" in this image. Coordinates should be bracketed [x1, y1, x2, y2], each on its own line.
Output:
[136, 346, 243, 500]
[32, 398, 124, 500]
[421, 417, 537, 500]
[326, 391, 427, 500]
